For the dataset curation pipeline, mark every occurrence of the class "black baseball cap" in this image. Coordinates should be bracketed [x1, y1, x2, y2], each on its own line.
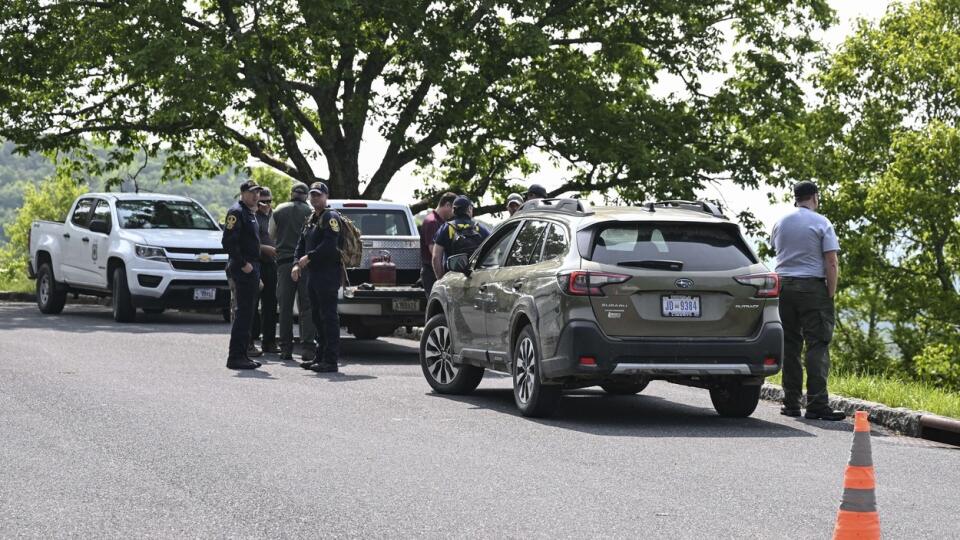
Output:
[309, 181, 329, 195]
[239, 180, 263, 194]
[794, 180, 819, 199]
[453, 195, 473, 209]
[525, 184, 547, 198]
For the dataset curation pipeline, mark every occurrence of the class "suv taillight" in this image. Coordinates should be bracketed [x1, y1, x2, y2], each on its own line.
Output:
[557, 271, 631, 296]
[734, 273, 780, 298]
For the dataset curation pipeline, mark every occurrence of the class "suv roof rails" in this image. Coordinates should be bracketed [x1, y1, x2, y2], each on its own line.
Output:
[517, 197, 594, 216]
[642, 199, 727, 219]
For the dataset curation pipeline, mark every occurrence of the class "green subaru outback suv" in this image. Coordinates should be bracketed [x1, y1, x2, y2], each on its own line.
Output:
[419, 198, 783, 418]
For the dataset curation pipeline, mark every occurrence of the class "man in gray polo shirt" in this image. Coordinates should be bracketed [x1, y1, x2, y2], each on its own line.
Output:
[772, 181, 846, 421]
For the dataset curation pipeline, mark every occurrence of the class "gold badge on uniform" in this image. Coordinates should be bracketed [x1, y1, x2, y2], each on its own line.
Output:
[226, 215, 237, 230]
[329, 218, 340, 232]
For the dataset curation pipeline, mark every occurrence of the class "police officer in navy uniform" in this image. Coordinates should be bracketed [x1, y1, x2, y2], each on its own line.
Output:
[222, 180, 263, 370]
[292, 181, 342, 373]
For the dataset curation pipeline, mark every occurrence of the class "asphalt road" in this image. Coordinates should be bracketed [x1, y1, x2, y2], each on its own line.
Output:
[0, 302, 957, 539]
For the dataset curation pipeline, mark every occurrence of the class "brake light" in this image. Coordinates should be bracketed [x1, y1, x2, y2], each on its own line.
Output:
[342, 203, 368, 208]
[579, 356, 597, 366]
[734, 273, 780, 298]
[557, 271, 631, 296]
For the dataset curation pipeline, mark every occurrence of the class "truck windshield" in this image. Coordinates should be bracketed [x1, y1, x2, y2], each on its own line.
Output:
[116, 200, 218, 230]
[337, 209, 412, 236]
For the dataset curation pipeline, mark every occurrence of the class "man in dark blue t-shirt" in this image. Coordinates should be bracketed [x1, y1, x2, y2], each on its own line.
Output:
[431, 195, 490, 280]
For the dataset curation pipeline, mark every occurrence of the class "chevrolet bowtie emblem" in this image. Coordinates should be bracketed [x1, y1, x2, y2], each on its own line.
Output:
[196, 253, 212, 263]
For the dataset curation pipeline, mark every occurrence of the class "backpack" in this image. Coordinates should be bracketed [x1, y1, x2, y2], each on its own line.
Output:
[448, 221, 484, 257]
[336, 215, 364, 268]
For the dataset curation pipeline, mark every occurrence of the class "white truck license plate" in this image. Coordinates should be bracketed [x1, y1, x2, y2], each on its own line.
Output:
[662, 295, 700, 318]
[193, 288, 217, 301]
[392, 299, 419, 312]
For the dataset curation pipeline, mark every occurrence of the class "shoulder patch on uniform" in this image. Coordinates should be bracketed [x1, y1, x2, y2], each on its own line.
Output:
[226, 215, 237, 230]
[329, 218, 340, 233]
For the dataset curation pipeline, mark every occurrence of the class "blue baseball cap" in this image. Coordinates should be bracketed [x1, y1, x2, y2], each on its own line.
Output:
[453, 195, 473, 209]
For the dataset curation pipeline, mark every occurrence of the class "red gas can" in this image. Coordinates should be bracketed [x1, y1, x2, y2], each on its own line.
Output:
[370, 250, 397, 286]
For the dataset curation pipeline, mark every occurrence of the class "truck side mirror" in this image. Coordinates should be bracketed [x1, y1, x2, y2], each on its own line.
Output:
[446, 253, 470, 275]
[89, 219, 111, 235]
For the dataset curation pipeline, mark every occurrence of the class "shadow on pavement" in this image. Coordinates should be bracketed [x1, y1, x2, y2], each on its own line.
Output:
[0, 303, 227, 335]
[233, 369, 278, 380]
[430, 388, 815, 438]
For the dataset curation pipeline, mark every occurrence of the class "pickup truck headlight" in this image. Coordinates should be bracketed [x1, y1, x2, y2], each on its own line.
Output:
[135, 244, 168, 262]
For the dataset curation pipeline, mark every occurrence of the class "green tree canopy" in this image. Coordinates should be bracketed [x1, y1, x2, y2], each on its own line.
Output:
[0, 0, 831, 212]
[782, 0, 960, 374]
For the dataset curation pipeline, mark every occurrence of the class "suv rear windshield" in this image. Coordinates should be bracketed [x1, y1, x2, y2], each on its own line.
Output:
[117, 200, 218, 230]
[589, 222, 756, 271]
[338, 209, 411, 236]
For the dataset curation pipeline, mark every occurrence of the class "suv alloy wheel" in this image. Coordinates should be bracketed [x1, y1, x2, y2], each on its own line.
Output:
[512, 325, 561, 417]
[419, 313, 484, 394]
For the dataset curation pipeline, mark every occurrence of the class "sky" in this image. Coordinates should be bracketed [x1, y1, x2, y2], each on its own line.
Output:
[365, 0, 895, 233]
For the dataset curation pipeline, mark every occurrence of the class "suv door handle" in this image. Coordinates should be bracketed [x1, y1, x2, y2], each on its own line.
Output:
[478, 284, 488, 292]
[63, 233, 70, 239]
[81, 237, 90, 243]
[513, 280, 524, 291]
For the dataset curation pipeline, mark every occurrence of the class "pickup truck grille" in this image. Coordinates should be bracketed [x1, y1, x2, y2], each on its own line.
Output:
[165, 247, 228, 255]
[171, 260, 228, 272]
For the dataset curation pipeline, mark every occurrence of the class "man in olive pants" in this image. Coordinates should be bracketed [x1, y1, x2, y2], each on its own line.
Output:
[269, 182, 316, 362]
[772, 181, 845, 421]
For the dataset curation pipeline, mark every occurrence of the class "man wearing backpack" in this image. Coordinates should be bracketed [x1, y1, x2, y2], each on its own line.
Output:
[432, 195, 490, 280]
[292, 181, 344, 373]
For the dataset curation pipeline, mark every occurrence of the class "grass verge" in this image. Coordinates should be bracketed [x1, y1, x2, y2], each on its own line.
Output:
[0, 274, 34, 294]
[767, 371, 960, 419]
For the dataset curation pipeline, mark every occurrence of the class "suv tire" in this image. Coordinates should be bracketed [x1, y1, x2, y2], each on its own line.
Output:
[112, 267, 136, 323]
[36, 263, 67, 314]
[709, 382, 761, 418]
[512, 325, 561, 417]
[600, 379, 649, 395]
[420, 313, 484, 394]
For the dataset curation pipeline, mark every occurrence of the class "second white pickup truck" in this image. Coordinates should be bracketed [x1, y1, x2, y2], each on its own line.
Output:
[29, 193, 231, 322]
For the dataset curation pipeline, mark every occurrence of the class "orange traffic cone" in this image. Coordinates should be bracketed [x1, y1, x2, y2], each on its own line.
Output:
[833, 411, 880, 539]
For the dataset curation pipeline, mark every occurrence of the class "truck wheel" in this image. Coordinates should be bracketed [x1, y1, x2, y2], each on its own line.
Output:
[512, 325, 561, 417]
[710, 382, 762, 418]
[36, 263, 67, 314]
[222, 308, 232, 323]
[111, 267, 136, 323]
[420, 313, 483, 394]
[600, 379, 649, 395]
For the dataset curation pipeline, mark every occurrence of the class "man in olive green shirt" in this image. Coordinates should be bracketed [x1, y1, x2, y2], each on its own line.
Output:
[269, 182, 316, 361]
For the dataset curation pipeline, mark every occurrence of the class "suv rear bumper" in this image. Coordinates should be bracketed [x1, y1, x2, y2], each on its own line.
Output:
[541, 320, 783, 381]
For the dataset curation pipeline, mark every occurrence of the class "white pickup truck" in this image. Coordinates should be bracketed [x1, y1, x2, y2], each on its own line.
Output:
[331, 200, 426, 339]
[28, 193, 231, 322]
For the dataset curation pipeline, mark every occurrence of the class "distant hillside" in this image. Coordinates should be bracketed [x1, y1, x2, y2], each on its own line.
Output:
[0, 141, 248, 242]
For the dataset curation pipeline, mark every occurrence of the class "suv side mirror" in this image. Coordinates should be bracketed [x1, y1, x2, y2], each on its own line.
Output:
[446, 253, 471, 275]
[89, 219, 111, 235]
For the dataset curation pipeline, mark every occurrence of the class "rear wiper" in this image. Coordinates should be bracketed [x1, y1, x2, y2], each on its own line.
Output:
[616, 260, 684, 271]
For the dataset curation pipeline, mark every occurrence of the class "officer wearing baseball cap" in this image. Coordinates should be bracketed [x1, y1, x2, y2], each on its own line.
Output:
[431, 195, 490, 280]
[524, 184, 548, 201]
[270, 181, 317, 361]
[222, 180, 263, 370]
[772, 180, 845, 420]
[506, 193, 524, 216]
[292, 181, 343, 373]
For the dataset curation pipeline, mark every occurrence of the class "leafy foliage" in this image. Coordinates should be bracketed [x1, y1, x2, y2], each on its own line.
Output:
[0, 169, 87, 281]
[0, 0, 832, 216]
[781, 0, 960, 387]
